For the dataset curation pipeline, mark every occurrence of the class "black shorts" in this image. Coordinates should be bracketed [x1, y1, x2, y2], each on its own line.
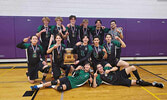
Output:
[41, 43, 51, 55]
[59, 77, 72, 91]
[112, 69, 131, 87]
[106, 58, 119, 67]
[28, 61, 44, 80]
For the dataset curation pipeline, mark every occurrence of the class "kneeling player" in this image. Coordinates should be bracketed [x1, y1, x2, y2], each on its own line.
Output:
[92, 64, 164, 88]
[16, 35, 50, 84]
[31, 62, 91, 92]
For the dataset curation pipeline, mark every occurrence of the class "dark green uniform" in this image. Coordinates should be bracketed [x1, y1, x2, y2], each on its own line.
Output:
[50, 44, 71, 80]
[103, 40, 121, 66]
[68, 70, 90, 89]
[16, 42, 45, 80]
[80, 26, 92, 44]
[37, 25, 52, 55]
[66, 25, 80, 48]
[73, 44, 93, 66]
[91, 45, 107, 72]
[51, 25, 66, 44]
[90, 26, 109, 45]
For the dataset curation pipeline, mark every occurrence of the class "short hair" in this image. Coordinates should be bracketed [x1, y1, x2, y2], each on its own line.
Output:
[93, 35, 100, 40]
[95, 19, 102, 24]
[69, 15, 76, 20]
[55, 34, 63, 39]
[55, 17, 63, 22]
[82, 34, 89, 40]
[105, 33, 112, 38]
[42, 17, 50, 23]
[82, 19, 89, 23]
[30, 35, 38, 40]
[110, 20, 116, 24]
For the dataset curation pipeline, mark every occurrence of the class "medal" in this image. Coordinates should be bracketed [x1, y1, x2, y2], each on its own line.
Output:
[94, 46, 99, 58]
[31, 44, 37, 58]
[71, 25, 75, 37]
[107, 43, 111, 54]
[83, 28, 87, 35]
[96, 29, 100, 36]
[45, 27, 49, 38]
[57, 45, 61, 59]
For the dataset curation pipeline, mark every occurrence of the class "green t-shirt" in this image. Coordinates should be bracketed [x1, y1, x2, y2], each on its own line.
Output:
[68, 70, 90, 89]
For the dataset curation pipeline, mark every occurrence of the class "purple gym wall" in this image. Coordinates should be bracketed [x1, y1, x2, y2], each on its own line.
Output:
[0, 16, 167, 59]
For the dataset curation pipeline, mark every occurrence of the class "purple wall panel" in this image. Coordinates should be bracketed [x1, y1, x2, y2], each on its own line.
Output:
[0, 16, 16, 58]
[126, 19, 151, 57]
[0, 16, 167, 59]
[149, 19, 167, 56]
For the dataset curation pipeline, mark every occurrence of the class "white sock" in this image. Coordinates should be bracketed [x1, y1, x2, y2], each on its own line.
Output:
[37, 84, 43, 88]
[51, 85, 56, 88]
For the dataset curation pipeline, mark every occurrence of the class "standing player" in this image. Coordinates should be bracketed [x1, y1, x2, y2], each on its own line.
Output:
[66, 15, 80, 48]
[16, 35, 50, 84]
[108, 20, 123, 59]
[90, 19, 109, 45]
[92, 64, 164, 88]
[91, 36, 108, 72]
[80, 19, 92, 44]
[73, 35, 93, 67]
[36, 17, 52, 64]
[47, 34, 71, 80]
[31, 62, 91, 92]
[49, 17, 67, 47]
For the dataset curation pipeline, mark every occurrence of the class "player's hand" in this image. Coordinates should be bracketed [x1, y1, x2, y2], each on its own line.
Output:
[102, 48, 107, 53]
[105, 70, 110, 74]
[116, 28, 121, 34]
[89, 76, 93, 83]
[41, 29, 46, 33]
[61, 24, 66, 31]
[67, 24, 70, 28]
[94, 71, 98, 78]
[115, 36, 120, 40]
[76, 42, 82, 46]
[58, 30, 62, 34]
[65, 32, 69, 36]
[53, 44, 59, 49]
[101, 26, 106, 29]
[23, 36, 30, 42]
[42, 61, 47, 65]
[75, 60, 80, 65]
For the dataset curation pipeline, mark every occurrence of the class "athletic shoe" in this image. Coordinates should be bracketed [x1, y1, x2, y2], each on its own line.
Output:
[30, 85, 38, 91]
[153, 82, 164, 88]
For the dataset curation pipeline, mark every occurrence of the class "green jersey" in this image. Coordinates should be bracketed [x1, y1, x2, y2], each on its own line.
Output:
[68, 70, 90, 89]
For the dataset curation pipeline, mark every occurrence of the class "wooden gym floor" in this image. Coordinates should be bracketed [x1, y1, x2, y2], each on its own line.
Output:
[0, 61, 167, 100]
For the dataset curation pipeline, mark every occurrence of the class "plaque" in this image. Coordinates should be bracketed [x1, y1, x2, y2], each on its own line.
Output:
[64, 48, 75, 64]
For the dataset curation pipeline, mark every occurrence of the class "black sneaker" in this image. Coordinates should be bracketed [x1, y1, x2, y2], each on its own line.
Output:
[153, 82, 164, 88]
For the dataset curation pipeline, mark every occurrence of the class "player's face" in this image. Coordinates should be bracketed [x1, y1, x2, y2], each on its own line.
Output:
[56, 19, 62, 25]
[70, 18, 76, 25]
[83, 22, 88, 27]
[31, 36, 38, 44]
[110, 22, 116, 29]
[93, 38, 100, 45]
[105, 35, 112, 42]
[43, 19, 49, 25]
[97, 64, 103, 73]
[96, 21, 101, 28]
[55, 36, 62, 43]
[83, 36, 89, 44]
[84, 64, 90, 71]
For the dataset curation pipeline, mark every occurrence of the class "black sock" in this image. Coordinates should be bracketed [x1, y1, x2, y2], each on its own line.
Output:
[42, 76, 46, 80]
[136, 80, 153, 86]
[132, 70, 141, 80]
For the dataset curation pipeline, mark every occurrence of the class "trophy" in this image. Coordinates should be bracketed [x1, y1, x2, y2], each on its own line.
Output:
[64, 48, 75, 64]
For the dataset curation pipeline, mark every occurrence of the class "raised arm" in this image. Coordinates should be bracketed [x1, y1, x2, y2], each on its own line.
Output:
[115, 36, 126, 48]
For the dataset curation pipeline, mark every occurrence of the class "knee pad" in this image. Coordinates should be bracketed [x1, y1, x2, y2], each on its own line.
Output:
[51, 80, 58, 85]
[57, 85, 63, 92]
[43, 66, 50, 73]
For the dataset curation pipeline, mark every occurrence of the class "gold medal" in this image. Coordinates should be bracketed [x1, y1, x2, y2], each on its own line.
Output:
[57, 54, 60, 59]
